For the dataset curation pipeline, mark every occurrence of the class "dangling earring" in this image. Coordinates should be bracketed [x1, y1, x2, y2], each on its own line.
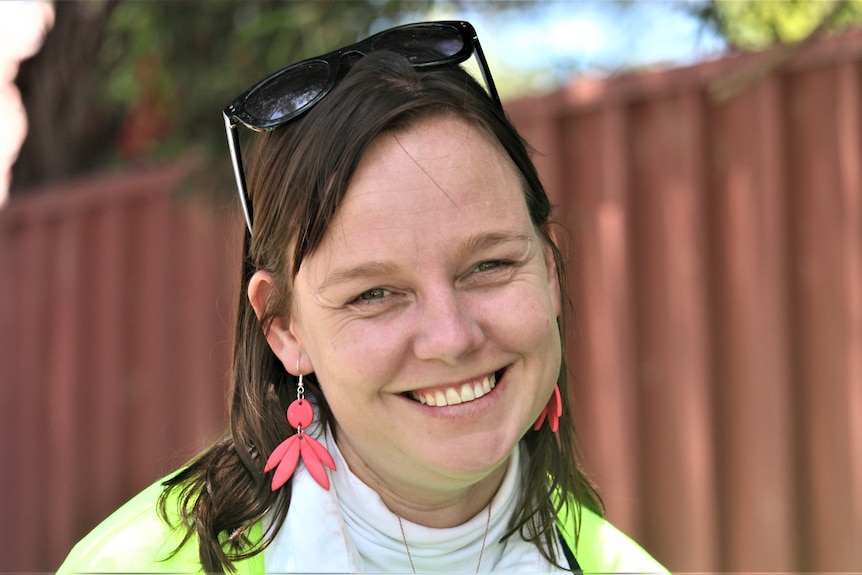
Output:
[533, 384, 562, 433]
[264, 364, 336, 491]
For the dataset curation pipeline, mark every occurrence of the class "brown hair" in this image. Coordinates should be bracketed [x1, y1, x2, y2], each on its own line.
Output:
[160, 50, 602, 573]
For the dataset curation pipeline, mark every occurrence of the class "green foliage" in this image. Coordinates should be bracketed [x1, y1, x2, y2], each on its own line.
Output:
[97, 0, 432, 164]
[698, 0, 862, 51]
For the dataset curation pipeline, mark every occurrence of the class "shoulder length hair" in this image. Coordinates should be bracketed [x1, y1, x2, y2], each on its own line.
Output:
[160, 51, 602, 573]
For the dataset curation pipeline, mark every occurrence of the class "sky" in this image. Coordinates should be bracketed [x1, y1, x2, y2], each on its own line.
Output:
[428, 0, 728, 97]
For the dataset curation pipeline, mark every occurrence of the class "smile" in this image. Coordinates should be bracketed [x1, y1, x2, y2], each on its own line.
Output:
[407, 372, 498, 407]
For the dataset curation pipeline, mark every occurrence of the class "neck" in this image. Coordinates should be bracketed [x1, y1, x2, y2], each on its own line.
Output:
[379, 463, 507, 528]
[333, 428, 510, 528]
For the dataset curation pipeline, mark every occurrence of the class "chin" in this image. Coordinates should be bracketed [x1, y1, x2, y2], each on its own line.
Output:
[426, 429, 519, 478]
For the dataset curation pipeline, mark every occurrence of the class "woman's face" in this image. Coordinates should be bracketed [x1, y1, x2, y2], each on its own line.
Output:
[271, 115, 561, 512]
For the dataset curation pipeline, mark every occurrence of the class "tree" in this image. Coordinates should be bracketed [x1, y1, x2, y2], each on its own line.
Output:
[694, 0, 862, 51]
[12, 0, 433, 193]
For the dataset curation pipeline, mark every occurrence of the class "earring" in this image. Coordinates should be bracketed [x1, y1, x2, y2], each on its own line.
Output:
[264, 366, 336, 491]
[533, 384, 562, 433]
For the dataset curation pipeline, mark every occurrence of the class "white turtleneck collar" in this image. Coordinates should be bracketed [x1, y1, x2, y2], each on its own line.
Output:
[265, 428, 563, 573]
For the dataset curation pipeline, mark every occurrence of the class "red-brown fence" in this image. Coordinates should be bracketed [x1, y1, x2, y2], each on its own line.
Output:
[505, 30, 862, 573]
[0, 161, 243, 572]
[2, 30, 862, 573]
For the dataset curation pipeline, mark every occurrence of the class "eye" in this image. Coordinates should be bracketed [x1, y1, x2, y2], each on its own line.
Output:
[462, 259, 517, 289]
[354, 287, 390, 302]
[474, 260, 507, 272]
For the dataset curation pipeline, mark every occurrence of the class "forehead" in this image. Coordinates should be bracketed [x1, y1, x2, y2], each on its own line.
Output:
[341, 115, 528, 231]
[297, 115, 536, 283]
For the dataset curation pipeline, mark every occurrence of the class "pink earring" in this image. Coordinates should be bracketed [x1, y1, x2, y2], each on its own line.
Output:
[533, 384, 562, 433]
[264, 366, 336, 491]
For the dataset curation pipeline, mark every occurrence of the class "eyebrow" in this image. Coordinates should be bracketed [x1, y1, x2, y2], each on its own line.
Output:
[318, 261, 401, 292]
[459, 231, 533, 259]
[317, 231, 533, 292]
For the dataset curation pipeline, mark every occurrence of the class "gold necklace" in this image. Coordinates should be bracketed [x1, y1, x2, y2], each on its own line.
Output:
[396, 504, 492, 575]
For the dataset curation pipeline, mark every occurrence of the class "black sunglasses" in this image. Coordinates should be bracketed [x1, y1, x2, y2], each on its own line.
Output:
[222, 20, 501, 235]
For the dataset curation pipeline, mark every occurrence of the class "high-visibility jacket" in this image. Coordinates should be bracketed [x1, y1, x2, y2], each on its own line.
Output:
[58, 476, 669, 574]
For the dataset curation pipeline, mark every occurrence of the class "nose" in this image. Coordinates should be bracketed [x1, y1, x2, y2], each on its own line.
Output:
[412, 286, 484, 365]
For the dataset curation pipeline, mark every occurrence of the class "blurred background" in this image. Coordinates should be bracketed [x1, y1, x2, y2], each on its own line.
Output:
[1, 0, 861, 572]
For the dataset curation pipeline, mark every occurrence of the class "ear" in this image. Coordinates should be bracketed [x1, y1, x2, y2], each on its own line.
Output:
[247, 270, 310, 376]
[543, 227, 563, 318]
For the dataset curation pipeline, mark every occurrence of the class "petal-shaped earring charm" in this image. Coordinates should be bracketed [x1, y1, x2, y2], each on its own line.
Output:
[533, 384, 562, 433]
[265, 368, 336, 490]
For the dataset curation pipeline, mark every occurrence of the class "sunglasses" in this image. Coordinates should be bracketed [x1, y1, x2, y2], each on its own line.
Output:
[222, 20, 501, 235]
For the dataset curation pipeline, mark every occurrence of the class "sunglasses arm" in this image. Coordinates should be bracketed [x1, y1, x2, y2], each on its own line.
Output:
[223, 112, 254, 235]
[470, 37, 501, 106]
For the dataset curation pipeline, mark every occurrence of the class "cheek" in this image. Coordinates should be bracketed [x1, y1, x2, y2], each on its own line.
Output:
[486, 286, 562, 402]
[303, 317, 413, 394]
[482, 284, 560, 349]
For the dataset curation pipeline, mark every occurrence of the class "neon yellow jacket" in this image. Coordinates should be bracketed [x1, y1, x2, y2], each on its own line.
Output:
[58, 477, 669, 573]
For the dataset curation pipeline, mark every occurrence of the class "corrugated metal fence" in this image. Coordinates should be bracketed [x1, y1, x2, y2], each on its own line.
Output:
[2, 31, 861, 573]
[0, 161, 243, 572]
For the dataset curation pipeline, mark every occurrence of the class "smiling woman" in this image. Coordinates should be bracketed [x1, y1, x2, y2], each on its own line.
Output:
[259, 116, 566, 529]
[58, 20, 668, 574]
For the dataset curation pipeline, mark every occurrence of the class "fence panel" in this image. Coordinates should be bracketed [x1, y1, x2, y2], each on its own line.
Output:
[0, 162, 242, 572]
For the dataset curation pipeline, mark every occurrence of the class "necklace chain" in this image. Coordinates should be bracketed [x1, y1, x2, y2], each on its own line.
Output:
[396, 504, 492, 575]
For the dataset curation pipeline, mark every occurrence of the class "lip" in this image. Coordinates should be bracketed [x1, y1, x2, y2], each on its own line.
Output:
[401, 367, 508, 410]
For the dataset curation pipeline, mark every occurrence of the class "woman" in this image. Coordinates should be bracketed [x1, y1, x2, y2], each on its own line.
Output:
[59, 21, 667, 574]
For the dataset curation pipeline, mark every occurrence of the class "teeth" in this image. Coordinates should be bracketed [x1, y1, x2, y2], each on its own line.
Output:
[410, 373, 497, 407]
[460, 383, 475, 402]
[472, 381, 485, 399]
[482, 376, 492, 394]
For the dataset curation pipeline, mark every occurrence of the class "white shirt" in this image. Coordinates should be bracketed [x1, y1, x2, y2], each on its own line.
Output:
[265, 429, 564, 573]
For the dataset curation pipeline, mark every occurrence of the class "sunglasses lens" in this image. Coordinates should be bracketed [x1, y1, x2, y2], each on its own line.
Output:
[372, 25, 465, 65]
[245, 60, 330, 122]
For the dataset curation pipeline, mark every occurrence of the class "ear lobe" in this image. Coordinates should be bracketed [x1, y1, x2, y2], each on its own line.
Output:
[248, 270, 306, 376]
